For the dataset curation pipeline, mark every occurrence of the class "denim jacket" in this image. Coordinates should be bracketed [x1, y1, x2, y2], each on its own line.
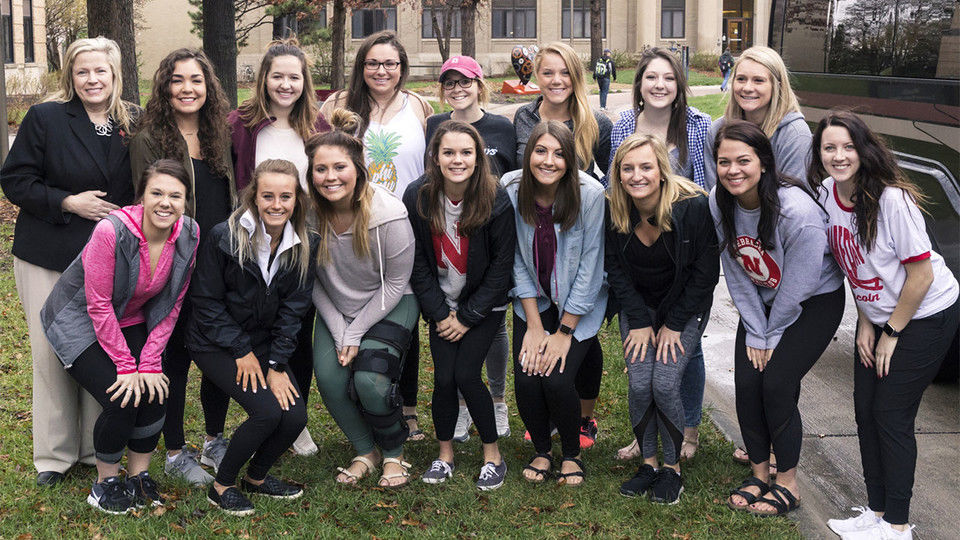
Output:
[500, 169, 608, 341]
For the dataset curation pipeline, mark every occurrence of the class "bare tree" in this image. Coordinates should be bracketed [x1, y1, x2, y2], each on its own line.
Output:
[426, 1, 455, 61]
[45, 0, 86, 72]
[460, 0, 478, 58]
[202, 0, 239, 108]
[87, 0, 139, 103]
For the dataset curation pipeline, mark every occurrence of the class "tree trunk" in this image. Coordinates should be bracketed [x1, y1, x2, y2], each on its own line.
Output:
[590, 0, 603, 69]
[460, 0, 476, 58]
[87, 0, 139, 104]
[330, 0, 346, 90]
[202, 0, 238, 108]
[431, 6, 452, 62]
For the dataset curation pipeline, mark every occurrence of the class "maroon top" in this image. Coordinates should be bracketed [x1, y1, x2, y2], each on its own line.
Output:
[534, 202, 557, 298]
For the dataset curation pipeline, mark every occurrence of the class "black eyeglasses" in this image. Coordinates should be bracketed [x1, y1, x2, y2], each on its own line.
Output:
[363, 60, 401, 71]
[441, 78, 476, 90]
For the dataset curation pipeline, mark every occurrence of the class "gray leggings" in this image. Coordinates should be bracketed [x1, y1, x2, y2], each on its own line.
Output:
[619, 310, 708, 465]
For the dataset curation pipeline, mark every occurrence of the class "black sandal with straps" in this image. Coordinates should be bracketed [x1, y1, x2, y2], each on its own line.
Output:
[748, 483, 801, 516]
[556, 457, 585, 486]
[403, 414, 425, 442]
[522, 453, 553, 484]
[727, 476, 770, 511]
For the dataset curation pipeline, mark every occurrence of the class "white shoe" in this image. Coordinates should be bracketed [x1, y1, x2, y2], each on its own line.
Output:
[453, 405, 472, 443]
[840, 519, 915, 540]
[494, 402, 511, 437]
[828, 506, 880, 536]
[291, 427, 319, 456]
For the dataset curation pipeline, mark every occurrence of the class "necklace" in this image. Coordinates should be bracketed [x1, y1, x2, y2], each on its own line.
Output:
[93, 117, 113, 137]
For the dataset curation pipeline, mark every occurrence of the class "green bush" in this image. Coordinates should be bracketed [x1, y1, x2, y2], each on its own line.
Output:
[691, 52, 720, 73]
[609, 49, 637, 69]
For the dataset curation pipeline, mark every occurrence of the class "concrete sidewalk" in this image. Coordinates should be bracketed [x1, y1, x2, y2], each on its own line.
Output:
[701, 280, 960, 539]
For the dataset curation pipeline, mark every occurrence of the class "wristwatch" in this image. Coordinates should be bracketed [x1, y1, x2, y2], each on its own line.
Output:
[558, 323, 574, 336]
[882, 322, 901, 338]
[268, 361, 285, 373]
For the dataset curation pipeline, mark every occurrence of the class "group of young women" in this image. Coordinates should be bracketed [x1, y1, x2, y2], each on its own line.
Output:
[2, 30, 955, 538]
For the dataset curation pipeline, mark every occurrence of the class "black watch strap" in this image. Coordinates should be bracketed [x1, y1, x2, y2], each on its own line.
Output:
[558, 323, 574, 336]
[268, 361, 285, 372]
[882, 323, 901, 338]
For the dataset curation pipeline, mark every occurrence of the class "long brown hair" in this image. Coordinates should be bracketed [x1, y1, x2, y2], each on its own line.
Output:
[808, 110, 928, 252]
[305, 108, 374, 264]
[513, 121, 581, 232]
[139, 48, 232, 179]
[341, 31, 409, 135]
[228, 159, 312, 283]
[236, 38, 319, 140]
[420, 120, 496, 237]
[633, 48, 691, 166]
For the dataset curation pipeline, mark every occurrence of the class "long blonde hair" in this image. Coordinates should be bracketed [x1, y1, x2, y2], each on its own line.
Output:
[534, 42, 598, 172]
[607, 133, 706, 234]
[724, 46, 802, 138]
[49, 37, 133, 132]
[228, 159, 312, 284]
[305, 108, 374, 264]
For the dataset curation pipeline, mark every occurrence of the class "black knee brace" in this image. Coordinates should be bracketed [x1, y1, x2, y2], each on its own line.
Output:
[346, 319, 413, 450]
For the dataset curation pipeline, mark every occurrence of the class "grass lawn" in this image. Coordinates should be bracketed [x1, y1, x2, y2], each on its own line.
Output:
[0, 215, 799, 538]
[689, 93, 730, 120]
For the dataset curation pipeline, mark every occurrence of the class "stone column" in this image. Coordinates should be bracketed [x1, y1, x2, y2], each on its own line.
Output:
[697, 0, 723, 54]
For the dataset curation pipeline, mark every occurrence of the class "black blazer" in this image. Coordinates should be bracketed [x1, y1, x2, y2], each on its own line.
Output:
[403, 176, 516, 328]
[605, 194, 720, 332]
[0, 97, 138, 272]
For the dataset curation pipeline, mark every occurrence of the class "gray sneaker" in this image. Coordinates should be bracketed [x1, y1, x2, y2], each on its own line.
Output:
[494, 402, 511, 438]
[476, 461, 507, 491]
[453, 406, 472, 443]
[421, 459, 454, 484]
[165, 448, 214, 486]
[201, 434, 229, 472]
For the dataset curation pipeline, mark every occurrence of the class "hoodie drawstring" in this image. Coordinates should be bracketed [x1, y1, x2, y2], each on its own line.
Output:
[376, 225, 385, 310]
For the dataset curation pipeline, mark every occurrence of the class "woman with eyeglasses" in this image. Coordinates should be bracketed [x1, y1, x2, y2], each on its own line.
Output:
[424, 56, 517, 442]
[320, 31, 432, 441]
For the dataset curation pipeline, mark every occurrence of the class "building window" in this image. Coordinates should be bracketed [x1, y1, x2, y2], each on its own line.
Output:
[561, 0, 605, 39]
[492, 0, 536, 39]
[352, 4, 397, 39]
[423, 4, 462, 39]
[2, 0, 12, 64]
[23, 0, 33, 62]
[661, 0, 685, 39]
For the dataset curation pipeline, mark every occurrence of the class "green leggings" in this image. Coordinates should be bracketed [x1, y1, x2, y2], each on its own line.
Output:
[313, 294, 419, 458]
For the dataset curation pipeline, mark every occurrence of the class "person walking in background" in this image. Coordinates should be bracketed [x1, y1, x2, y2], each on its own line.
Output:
[131, 48, 237, 486]
[719, 49, 734, 92]
[593, 49, 617, 111]
[41, 160, 199, 513]
[228, 38, 331, 457]
[0, 36, 139, 487]
[810, 111, 959, 540]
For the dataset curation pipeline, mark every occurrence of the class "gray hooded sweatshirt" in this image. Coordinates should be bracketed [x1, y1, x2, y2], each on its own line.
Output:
[312, 184, 415, 350]
[709, 184, 843, 350]
[703, 111, 813, 190]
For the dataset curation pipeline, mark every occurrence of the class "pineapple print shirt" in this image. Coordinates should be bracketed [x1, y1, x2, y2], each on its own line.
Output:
[364, 94, 426, 197]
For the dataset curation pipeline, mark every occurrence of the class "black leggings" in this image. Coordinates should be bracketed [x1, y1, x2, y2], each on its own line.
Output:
[854, 299, 959, 525]
[513, 305, 598, 458]
[194, 346, 307, 486]
[735, 286, 844, 472]
[575, 336, 603, 402]
[68, 324, 165, 464]
[430, 311, 505, 444]
[399, 325, 421, 408]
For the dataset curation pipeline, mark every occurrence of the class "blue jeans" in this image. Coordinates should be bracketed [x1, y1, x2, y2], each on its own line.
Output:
[598, 77, 611, 108]
[680, 343, 704, 428]
[720, 70, 731, 91]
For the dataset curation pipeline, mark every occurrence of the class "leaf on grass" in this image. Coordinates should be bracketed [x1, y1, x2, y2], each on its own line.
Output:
[671, 533, 692, 540]
[384, 514, 394, 524]
[16, 534, 32, 540]
[545, 522, 576, 527]
[401, 516, 426, 529]
[375, 501, 398, 508]
[283, 511, 297, 517]
[559, 502, 575, 509]
[152, 506, 167, 516]
[705, 514, 716, 523]
[169, 524, 185, 533]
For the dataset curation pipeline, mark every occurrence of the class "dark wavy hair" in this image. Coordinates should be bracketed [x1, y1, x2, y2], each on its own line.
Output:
[633, 47, 691, 166]
[343, 31, 409, 135]
[808, 110, 927, 252]
[514, 121, 581, 232]
[139, 48, 232, 179]
[421, 120, 496, 237]
[135, 158, 192, 203]
[713, 120, 807, 257]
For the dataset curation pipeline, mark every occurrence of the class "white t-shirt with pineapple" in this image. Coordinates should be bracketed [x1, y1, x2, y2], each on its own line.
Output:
[363, 93, 426, 197]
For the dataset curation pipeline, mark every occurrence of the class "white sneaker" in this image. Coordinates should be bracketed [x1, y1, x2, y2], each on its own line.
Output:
[291, 427, 319, 456]
[453, 405, 472, 443]
[841, 519, 915, 540]
[828, 506, 880, 536]
[494, 402, 511, 437]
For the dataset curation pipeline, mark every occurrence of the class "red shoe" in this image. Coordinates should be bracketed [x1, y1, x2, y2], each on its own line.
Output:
[579, 417, 598, 449]
[523, 425, 559, 442]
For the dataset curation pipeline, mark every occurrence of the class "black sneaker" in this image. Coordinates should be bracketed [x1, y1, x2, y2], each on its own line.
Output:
[649, 467, 683, 505]
[240, 475, 303, 499]
[127, 471, 166, 507]
[207, 485, 255, 516]
[619, 463, 658, 497]
[87, 476, 134, 514]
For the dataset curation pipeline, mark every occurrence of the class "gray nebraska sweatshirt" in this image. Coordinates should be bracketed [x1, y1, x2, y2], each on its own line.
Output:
[709, 184, 843, 350]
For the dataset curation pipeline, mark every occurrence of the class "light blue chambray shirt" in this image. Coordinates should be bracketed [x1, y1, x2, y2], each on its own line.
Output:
[499, 169, 608, 341]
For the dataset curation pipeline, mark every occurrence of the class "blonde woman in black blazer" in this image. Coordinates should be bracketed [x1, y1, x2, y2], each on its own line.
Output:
[0, 37, 139, 486]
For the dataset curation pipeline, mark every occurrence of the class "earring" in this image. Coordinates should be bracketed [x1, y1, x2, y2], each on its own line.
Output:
[761, 168, 766, 173]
